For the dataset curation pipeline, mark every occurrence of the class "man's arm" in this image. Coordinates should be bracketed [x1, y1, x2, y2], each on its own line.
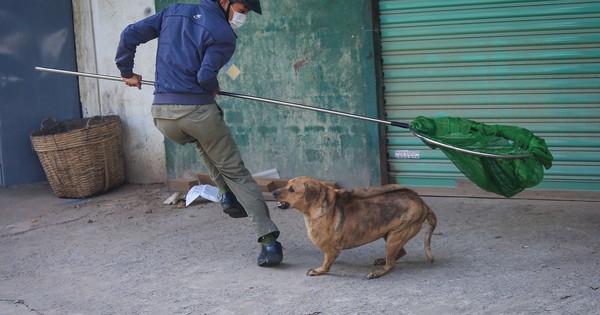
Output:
[197, 40, 235, 95]
[115, 10, 164, 79]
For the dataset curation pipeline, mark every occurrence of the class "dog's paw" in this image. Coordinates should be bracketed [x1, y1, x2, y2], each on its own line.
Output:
[306, 268, 325, 276]
[367, 270, 386, 279]
[367, 267, 392, 279]
[367, 272, 380, 280]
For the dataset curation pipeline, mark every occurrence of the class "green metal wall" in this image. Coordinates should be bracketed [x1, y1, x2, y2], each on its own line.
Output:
[379, 0, 600, 193]
[155, 0, 384, 188]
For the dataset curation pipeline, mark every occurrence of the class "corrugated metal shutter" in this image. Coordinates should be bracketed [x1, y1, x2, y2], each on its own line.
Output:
[379, 0, 600, 193]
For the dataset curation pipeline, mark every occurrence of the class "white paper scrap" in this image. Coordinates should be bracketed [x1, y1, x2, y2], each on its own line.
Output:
[186, 185, 220, 207]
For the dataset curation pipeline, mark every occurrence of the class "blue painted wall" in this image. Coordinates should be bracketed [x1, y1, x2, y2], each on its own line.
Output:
[157, 0, 383, 188]
[0, 0, 80, 186]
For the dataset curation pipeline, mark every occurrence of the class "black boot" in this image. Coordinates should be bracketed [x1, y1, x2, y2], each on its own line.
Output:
[220, 191, 248, 218]
[257, 240, 283, 267]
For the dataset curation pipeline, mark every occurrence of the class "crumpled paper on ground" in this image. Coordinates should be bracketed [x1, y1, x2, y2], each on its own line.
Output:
[185, 184, 220, 207]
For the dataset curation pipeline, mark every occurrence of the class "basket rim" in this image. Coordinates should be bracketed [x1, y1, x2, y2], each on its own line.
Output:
[30, 115, 121, 137]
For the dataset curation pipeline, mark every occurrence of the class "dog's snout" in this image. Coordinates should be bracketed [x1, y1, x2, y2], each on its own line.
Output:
[273, 189, 290, 209]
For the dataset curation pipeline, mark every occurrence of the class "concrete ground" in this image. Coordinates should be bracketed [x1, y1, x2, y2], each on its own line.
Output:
[0, 182, 598, 315]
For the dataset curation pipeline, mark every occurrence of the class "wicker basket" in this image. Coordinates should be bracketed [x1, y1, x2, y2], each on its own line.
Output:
[30, 115, 125, 198]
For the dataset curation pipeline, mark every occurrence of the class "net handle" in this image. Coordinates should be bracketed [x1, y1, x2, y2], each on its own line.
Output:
[34, 66, 534, 159]
[34, 67, 410, 127]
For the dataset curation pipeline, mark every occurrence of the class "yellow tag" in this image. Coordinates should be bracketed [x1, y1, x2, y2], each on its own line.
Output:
[226, 64, 241, 80]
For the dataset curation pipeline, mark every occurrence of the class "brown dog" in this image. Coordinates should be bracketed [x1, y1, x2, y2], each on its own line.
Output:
[273, 176, 437, 279]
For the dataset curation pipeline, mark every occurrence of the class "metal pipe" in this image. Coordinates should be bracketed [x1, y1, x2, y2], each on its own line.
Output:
[215, 91, 409, 128]
[35, 66, 407, 129]
[35, 66, 155, 86]
[34, 66, 532, 159]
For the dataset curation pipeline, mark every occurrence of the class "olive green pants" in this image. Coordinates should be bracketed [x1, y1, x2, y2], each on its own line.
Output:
[151, 104, 279, 241]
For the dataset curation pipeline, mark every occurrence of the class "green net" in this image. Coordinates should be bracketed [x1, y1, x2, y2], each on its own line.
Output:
[409, 116, 553, 197]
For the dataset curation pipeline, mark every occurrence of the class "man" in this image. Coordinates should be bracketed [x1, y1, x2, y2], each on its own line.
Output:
[115, 0, 283, 267]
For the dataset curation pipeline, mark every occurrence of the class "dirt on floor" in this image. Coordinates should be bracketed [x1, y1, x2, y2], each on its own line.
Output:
[1, 182, 599, 314]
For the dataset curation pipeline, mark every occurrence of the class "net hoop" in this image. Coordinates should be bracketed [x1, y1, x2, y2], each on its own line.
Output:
[409, 129, 534, 159]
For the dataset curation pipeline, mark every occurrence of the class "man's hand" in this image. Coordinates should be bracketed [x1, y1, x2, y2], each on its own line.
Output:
[211, 87, 220, 98]
[123, 74, 143, 90]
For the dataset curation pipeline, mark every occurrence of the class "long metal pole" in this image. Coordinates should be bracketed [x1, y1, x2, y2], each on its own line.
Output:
[35, 66, 155, 86]
[34, 66, 408, 129]
[34, 66, 532, 159]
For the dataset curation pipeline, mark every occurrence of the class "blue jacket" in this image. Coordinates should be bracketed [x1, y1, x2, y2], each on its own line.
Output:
[115, 0, 236, 105]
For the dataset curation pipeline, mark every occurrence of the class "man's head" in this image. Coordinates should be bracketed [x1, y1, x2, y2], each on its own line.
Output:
[219, 0, 261, 16]
[230, 0, 261, 15]
[219, 0, 261, 30]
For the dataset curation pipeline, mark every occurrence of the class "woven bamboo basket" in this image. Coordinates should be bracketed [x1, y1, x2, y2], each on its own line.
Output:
[30, 115, 125, 198]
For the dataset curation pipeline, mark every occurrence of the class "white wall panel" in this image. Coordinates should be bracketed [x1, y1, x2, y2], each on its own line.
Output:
[73, 0, 166, 184]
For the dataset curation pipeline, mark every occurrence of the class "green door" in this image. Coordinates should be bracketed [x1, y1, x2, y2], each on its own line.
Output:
[379, 0, 600, 193]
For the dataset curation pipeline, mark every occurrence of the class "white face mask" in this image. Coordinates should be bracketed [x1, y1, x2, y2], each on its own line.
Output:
[230, 10, 247, 30]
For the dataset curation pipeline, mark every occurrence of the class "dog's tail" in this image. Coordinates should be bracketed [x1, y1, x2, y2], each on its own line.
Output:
[424, 204, 437, 263]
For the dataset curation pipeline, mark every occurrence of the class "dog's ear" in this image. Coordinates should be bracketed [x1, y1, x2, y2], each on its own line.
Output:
[303, 181, 321, 204]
